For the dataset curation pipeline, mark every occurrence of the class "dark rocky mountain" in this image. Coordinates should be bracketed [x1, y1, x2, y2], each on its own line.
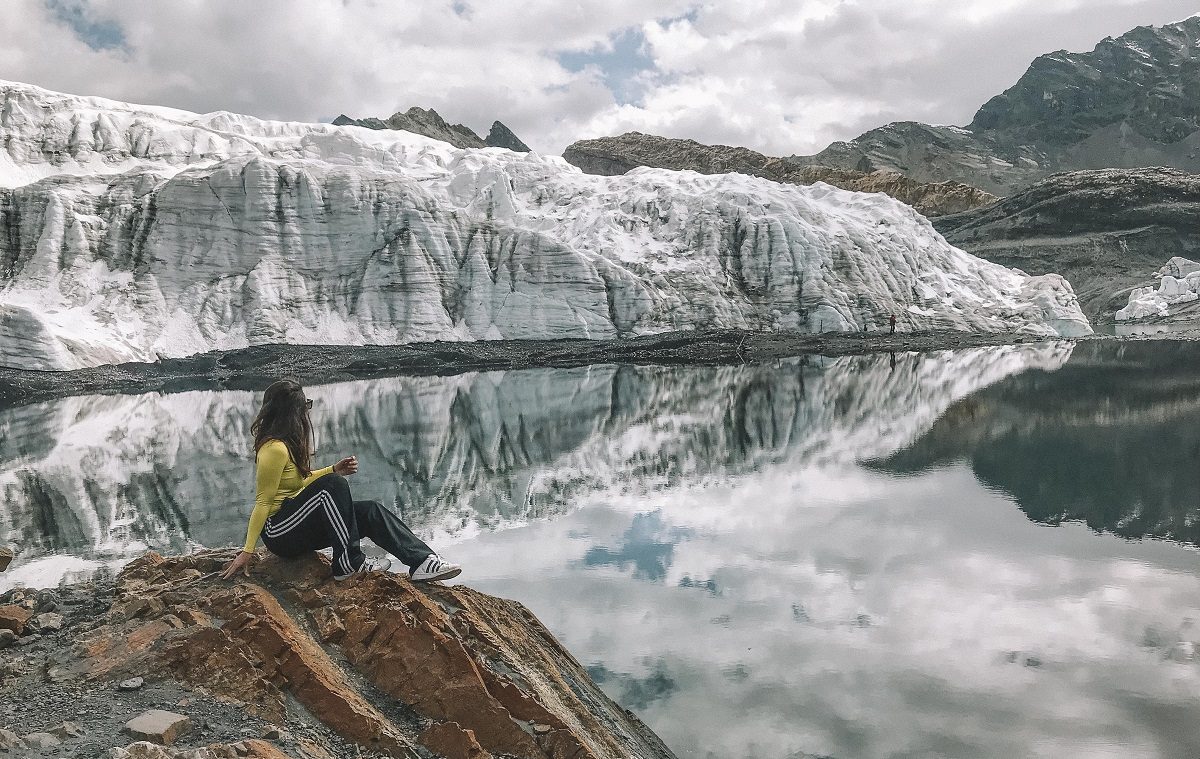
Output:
[933, 167, 1200, 320]
[791, 16, 1200, 196]
[563, 131, 997, 217]
[485, 120, 531, 152]
[333, 106, 530, 151]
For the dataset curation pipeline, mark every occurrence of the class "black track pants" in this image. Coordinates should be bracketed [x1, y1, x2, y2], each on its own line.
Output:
[260, 473, 433, 575]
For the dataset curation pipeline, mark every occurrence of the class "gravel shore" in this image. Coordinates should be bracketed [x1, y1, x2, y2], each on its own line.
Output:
[0, 328, 1074, 411]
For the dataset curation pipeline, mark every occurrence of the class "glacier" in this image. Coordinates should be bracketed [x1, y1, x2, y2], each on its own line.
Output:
[0, 80, 1091, 370]
[0, 343, 1072, 588]
[1116, 256, 1200, 322]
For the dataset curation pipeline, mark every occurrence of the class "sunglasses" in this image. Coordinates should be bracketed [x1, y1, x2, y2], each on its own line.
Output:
[305, 399, 313, 410]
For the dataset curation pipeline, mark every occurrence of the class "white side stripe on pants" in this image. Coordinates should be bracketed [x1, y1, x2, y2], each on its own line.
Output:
[264, 490, 355, 575]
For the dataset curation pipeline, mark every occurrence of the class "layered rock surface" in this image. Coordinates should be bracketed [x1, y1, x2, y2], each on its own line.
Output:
[0, 80, 1089, 370]
[32, 550, 677, 759]
[563, 132, 997, 217]
[933, 167, 1200, 320]
[791, 16, 1200, 195]
[332, 107, 530, 152]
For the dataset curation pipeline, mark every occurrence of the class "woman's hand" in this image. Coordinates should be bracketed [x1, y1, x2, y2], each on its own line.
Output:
[334, 456, 359, 476]
[220, 551, 255, 580]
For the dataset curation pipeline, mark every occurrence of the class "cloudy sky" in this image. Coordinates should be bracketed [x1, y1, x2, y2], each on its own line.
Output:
[5, 0, 1198, 156]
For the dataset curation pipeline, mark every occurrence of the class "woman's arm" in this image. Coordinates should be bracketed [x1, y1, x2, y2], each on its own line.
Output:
[302, 463, 335, 486]
[243, 441, 288, 553]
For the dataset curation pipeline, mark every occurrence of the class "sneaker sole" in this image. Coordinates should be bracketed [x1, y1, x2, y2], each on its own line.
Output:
[410, 567, 462, 583]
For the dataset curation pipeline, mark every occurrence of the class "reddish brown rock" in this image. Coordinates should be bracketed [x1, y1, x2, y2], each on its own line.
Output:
[71, 551, 676, 759]
[420, 722, 492, 759]
[0, 604, 32, 635]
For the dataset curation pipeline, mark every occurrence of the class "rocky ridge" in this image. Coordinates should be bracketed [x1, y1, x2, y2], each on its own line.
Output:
[333, 108, 530, 152]
[562, 132, 997, 217]
[0, 550, 676, 759]
[790, 16, 1200, 195]
[933, 167, 1200, 320]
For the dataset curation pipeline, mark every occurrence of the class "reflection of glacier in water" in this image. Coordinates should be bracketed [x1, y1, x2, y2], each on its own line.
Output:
[0, 343, 1071, 587]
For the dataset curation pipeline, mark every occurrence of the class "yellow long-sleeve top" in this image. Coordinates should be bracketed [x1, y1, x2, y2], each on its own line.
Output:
[243, 439, 334, 552]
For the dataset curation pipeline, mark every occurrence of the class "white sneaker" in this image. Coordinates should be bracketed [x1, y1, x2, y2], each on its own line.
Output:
[409, 554, 462, 582]
[334, 556, 392, 581]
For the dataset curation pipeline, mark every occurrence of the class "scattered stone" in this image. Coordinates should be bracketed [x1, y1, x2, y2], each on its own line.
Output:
[15, 634, 37, 647]
[0, 630, 17, 649]
[123, 710, 193, 746]
[21, 732, 61, 748]
[531, 723, 552, 734]
[0, 548, 12, 572]
[119, 676, 146, 691]
[30, 612, 65, 634]
[46, 666, 74, 683]
[16, 600, 35, 611]
[0, 605, 32, 635]
[259, 725, 287, 741]
[34, 590, 59, 613]
[0, 729, 25, 751]
[48, 721, 84, 739]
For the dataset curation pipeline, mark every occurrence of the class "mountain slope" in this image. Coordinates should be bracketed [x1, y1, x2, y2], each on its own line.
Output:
[333, 106, 531, 151]
[563, 131, 997, 217]
[933, 167, 1200, 320]
[791, 16, 1200, 195]
[0, 80, 1089, 370]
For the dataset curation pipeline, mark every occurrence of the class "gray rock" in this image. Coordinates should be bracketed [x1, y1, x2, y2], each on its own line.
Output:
[485, 120, 531, 152]
[119, 676, 146, 691]
[48, 721, 83, 739]
[122, 710, 192, 746]
[30, 612, 64, 633]
[20, 732, 61, 748]
[0, 630, 17, 649]
[0, 728, 24, 751]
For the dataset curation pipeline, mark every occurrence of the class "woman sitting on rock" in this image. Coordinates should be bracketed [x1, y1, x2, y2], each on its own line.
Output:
[221, 379, 462, 583]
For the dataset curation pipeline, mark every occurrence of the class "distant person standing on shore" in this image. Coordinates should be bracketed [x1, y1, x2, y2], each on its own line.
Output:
[889, 314, 897, 334]
[221, 379, 462, 583]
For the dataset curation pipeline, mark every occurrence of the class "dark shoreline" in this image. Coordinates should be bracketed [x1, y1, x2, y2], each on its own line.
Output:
[0, 329, 1072, 410]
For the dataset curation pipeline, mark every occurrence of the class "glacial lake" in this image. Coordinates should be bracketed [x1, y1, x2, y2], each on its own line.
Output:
[4, 340, 1200, 759]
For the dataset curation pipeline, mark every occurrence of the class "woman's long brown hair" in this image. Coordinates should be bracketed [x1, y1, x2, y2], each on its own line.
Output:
[251, 379, 314, 476]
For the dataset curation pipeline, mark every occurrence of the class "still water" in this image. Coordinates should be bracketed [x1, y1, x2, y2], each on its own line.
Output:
[3, 341, 1200, 758]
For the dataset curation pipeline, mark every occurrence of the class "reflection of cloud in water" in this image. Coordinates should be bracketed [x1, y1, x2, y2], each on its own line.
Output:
[1, 343, 1070, 587]
[586, 662, 679, 712]
[453, 463, 1200, 759]
[582, 512, 691, 582]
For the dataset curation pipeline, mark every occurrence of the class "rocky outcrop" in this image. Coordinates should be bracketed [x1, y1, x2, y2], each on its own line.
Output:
[484, 122, 531, 153]
[0, 80, 1089, 371]
[563, 132, 997, 217]
[71, 550, 676, 759]
[933, 167, 1200, 320]
[333, 108, 530, 152]
[791, 16, 1200, 195]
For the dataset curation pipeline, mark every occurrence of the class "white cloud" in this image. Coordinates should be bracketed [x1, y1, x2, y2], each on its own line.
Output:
[4, 0, 1199, 155]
